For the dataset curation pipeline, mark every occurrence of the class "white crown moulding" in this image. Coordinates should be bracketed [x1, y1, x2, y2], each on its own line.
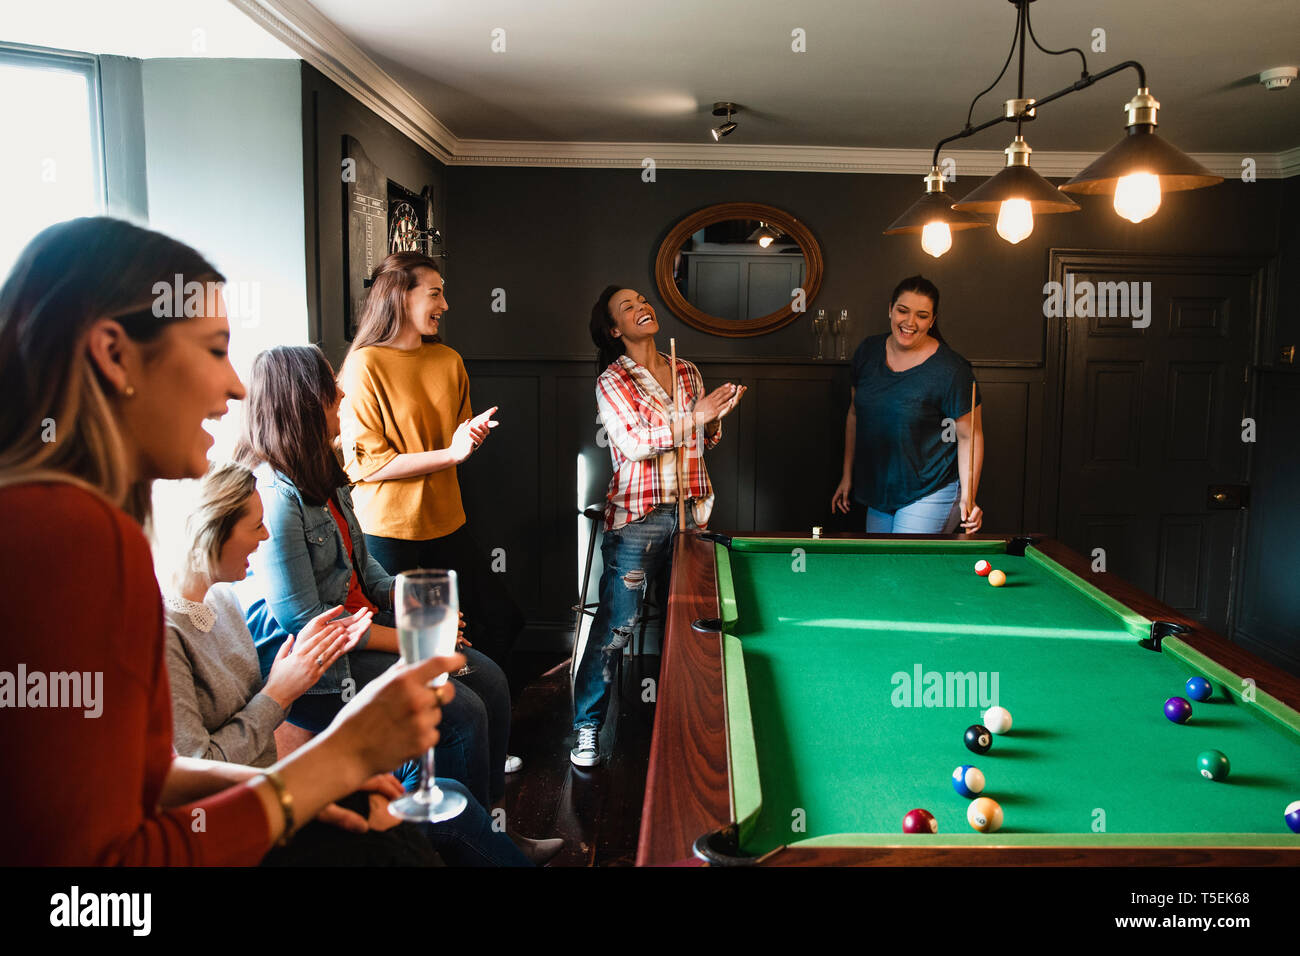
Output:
[237, 0, 1298, 179]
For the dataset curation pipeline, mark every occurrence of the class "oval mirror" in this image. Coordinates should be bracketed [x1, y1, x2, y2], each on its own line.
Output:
[654, 202, 823, 337]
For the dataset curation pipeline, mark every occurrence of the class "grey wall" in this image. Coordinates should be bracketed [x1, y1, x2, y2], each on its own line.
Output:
[139, 58, 308, 382]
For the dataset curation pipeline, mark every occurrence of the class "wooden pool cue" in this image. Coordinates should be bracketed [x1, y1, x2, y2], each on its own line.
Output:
[671, 337, 686, 533]
[966, 380, 976, 530]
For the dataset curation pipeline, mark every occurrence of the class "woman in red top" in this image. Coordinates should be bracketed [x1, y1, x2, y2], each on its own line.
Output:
[0, 217, 461, 865]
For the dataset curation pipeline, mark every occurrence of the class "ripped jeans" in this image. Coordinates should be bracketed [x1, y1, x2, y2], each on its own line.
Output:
[572, 503, 695, 731]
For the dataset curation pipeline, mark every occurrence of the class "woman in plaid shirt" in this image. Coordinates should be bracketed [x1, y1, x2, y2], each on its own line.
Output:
[572, 286, 746, 767]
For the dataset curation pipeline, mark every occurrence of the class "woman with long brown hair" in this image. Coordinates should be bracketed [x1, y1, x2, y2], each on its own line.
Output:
[338, 253, 525, 782]
[0, 217, 459, 864]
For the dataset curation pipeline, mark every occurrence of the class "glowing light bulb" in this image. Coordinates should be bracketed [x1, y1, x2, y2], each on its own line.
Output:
[996, 199, 1033, 244]
[920, 221, 952, 258]
[1113, 172, 1162, 223]
[758, 235, 774, 248]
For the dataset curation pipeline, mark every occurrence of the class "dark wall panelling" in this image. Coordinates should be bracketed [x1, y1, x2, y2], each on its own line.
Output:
[299, 62, 448, 369]
[1236, 373, 1300, 671]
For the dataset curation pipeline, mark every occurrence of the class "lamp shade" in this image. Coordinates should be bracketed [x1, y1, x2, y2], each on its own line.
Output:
[883, 191, 989, 235]
[952, 165, 1080, 214]
[1060, 125, 1223, 195]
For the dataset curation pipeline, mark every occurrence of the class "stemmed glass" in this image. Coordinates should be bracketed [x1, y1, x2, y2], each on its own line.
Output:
[388, 569, 467, 823]
[834, 309, 849, 360]
[813, 309, 828, 360]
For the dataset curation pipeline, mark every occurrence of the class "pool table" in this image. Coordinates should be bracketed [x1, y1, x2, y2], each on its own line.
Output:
[636, 531, 1300, 866]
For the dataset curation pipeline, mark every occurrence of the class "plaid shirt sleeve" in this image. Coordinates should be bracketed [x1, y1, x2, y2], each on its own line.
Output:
[597, 366, 677, 462]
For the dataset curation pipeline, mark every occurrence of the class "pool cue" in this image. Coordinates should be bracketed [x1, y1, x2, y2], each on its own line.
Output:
[965, 380, 976, 530]
[672, 338, 686, 532]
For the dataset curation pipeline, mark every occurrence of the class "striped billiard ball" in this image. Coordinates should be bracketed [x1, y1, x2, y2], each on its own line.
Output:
[1285, 801, 1300, 834]
[952, 765, 985, 798]
[974, 560, 992, 577]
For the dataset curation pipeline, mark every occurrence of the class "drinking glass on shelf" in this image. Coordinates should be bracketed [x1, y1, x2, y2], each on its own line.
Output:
[835, 309, 849, 360]
[813, 309, 828, 360]
[388, 569, 467, 823]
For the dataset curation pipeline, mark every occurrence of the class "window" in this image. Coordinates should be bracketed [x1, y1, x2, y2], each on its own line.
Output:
[0, 44, 104, 280]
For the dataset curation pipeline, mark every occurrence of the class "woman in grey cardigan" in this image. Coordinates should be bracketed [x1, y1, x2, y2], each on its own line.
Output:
[162, 462, 532, 865]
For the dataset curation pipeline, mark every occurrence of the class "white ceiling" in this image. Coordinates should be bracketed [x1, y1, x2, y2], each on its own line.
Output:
[292, 0, 1300, 154]
[1, 0, 297, 58]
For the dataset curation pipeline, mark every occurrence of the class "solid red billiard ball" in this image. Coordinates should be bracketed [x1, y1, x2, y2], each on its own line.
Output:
[974, 560, 992, 577]
[902, 808, 937, 834]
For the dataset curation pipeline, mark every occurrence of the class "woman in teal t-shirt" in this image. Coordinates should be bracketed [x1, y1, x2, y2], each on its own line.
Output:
[831, 276, 985, 533]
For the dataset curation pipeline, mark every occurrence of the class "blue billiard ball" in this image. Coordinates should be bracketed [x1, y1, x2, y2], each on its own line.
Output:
[1163, 697, 1193, 724]
[1185, 677, 1212, 702]
[1286, 800, 1300, 834]
[952, 765, 985, 798]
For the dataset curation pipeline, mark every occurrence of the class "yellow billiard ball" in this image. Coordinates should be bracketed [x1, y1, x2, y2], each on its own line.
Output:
[988, 569, 1007, 587]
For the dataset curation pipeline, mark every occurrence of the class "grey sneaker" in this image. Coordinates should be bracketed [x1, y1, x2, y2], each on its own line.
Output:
[570, 725, 600, 767]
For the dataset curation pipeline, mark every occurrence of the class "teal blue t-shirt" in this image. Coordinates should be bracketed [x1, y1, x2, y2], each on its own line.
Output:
[850, 334, 980, 513]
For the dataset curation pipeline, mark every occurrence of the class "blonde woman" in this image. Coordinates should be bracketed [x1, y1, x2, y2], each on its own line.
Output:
[0, 217, 460, 865]
[163, 462, 532, 865]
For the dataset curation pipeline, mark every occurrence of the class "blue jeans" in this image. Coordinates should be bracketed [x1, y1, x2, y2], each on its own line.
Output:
[417, 779, 531, 867]
[866, 480, 962, 534]
[573, 504, 695, 731]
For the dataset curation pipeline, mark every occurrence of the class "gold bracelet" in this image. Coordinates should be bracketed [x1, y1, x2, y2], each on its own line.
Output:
[261, 770, 295, 847]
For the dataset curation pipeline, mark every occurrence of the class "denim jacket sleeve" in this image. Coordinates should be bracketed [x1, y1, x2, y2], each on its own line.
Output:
[256, 475, 371, 653]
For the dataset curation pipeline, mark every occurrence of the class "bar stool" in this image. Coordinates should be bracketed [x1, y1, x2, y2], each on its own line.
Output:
[570, 504, 660, 684]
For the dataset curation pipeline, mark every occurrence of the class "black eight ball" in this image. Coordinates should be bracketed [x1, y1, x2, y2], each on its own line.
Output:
[964, 724, 992, 755]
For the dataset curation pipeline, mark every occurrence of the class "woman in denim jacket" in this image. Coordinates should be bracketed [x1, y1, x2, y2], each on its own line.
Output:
[233, 346, 517, 814]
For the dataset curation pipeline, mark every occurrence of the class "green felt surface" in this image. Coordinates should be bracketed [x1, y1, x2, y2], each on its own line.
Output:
[720, 540, 1300, 852]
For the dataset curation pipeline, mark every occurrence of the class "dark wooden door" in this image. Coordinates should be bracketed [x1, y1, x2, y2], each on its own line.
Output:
[1052, 253, 1261, 634]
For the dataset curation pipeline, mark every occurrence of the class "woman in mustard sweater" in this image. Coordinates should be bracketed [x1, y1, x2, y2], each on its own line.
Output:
[338, 253, 525, 775]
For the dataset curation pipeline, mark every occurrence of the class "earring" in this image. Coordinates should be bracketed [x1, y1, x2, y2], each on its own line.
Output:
[123, 384, 136, 398]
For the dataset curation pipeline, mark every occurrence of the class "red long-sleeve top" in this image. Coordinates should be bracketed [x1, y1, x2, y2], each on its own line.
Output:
[0, 482, 272, 865]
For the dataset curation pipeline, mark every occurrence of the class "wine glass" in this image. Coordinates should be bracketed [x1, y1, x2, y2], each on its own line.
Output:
[813, 309, 828, 360]
[835, 309, 849, 360]
[388, 569, 467, 823]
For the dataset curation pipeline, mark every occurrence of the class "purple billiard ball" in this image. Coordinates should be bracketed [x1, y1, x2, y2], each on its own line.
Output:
[1164, 697, 1193, 724]
[1286, 801, 1300, 835]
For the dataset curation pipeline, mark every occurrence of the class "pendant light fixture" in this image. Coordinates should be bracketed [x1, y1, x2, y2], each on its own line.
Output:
[885, 0, 1222, 257]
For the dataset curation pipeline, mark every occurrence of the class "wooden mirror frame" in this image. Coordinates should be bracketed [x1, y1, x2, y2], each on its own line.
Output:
[654, 201, 824, 337]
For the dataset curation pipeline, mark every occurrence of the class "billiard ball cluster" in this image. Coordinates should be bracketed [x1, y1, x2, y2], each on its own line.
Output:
[904, 707, 1014, 834]
[973, 560, 1006, 587]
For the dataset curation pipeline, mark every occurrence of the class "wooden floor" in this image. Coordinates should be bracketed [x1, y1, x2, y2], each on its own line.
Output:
[502, 650, 660, 866]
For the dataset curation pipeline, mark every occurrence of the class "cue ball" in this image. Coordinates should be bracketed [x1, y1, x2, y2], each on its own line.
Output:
[1197, 750, 1230, 781]
[1185, 676, 1212, 702]
[1285, 800, 1300, 834]
[952, 765, 985, 798]
[974, 560, 992, 577]
[967, 797, 1003, 833]
[983, 706, 1013, 735]
[1163, 697, 1193, 724]
[964, 724, 993, 754]
[987, 569, 1007, 587]
[902, 808, 937, 834]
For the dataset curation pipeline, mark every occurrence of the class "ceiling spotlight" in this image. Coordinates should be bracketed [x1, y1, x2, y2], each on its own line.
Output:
[711, 102, 739, 141]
